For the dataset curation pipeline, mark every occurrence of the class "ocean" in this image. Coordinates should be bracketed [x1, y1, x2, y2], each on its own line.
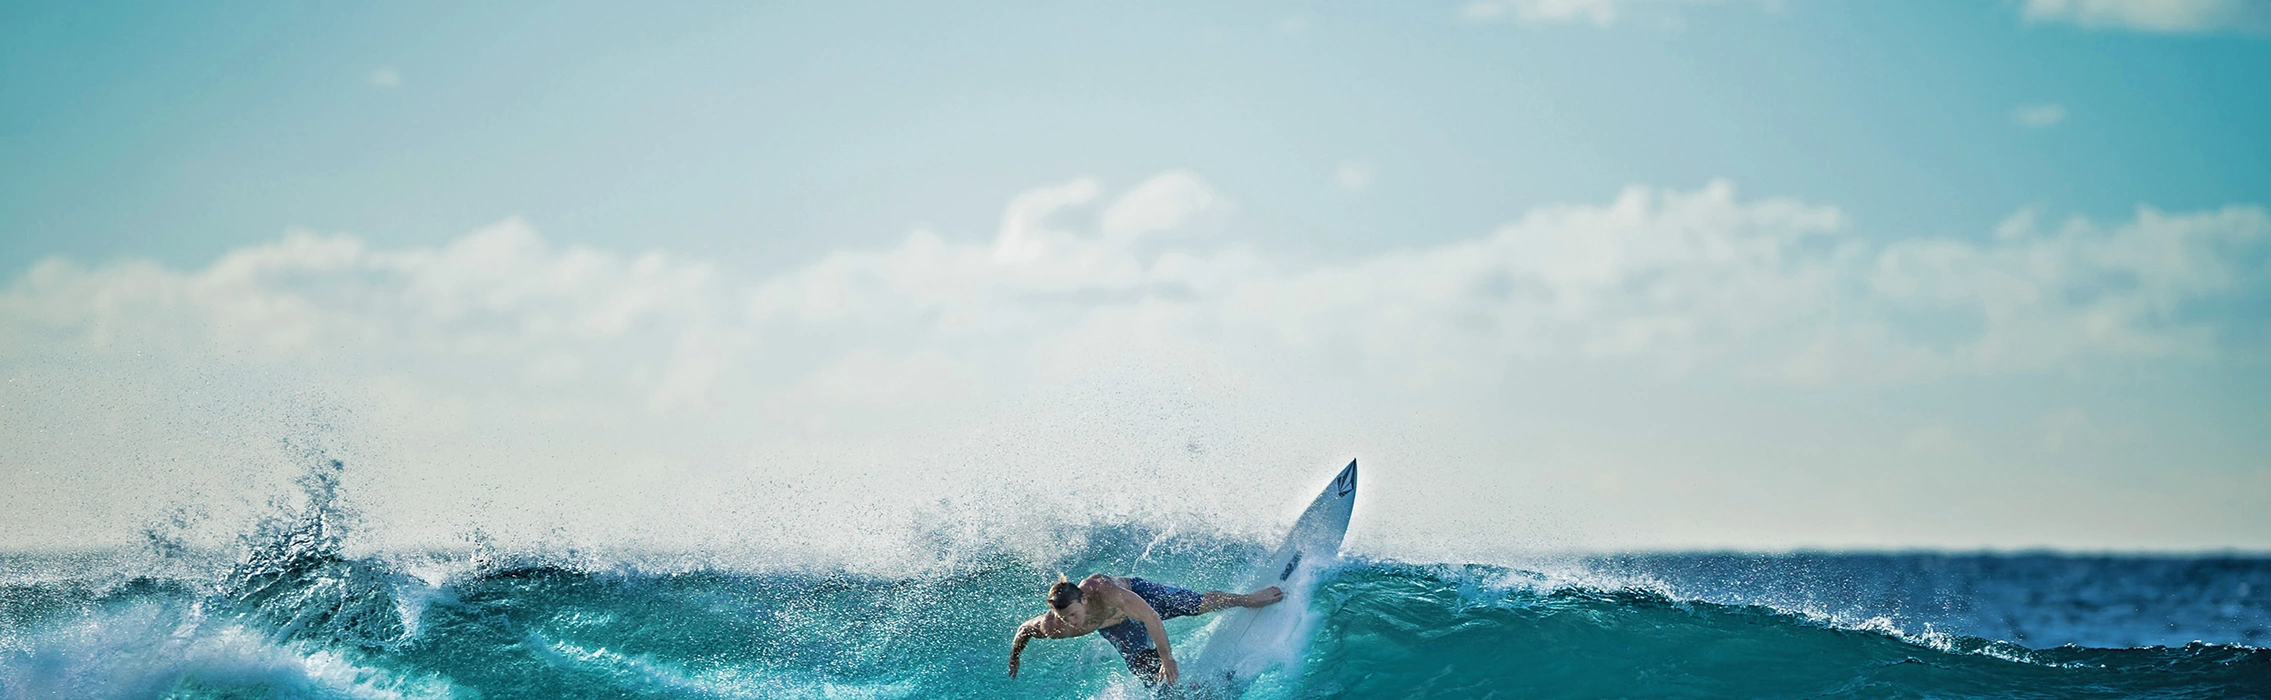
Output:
[3, 472, 2266, 699]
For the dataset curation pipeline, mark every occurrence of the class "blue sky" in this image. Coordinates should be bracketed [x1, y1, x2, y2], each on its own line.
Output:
[3, 1, 2268, 555]
[8, 1, 2265, 270]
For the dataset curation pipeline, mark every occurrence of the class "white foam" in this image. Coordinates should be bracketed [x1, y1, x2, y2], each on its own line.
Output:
[0, 603, 458, 699]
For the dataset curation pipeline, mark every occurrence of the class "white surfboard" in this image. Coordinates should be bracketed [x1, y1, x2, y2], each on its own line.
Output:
[1181, 459, 1358, 696]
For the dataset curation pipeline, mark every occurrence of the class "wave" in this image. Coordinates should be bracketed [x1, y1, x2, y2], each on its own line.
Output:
[2, 465, 2266, 699]
[7, 552, 2268, 698]
[1299, 562, 2268, 698]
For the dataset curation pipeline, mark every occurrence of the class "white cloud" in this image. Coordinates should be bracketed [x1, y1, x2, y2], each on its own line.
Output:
[2011, 103, 2068, 128]
[2022, 0, 2271, 34]
[1335, 162, 1373, 192]
[1, 218, 732, 407]
[988, 177, 1099, 267]
[11, 177, 2262, 407]
[752, 176, 2268, 393]
[1099, 170, 1229, 240]
[1460, 0, 1719, 27]
[368, 68, 402, 89]
[1462, 0, 1623, 26]
[6, 174, 2269, 553]
[1861, 204, 2267, 373]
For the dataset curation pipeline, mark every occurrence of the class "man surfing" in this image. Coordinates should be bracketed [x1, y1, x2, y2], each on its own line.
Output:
[1008, 574, 1284, 686]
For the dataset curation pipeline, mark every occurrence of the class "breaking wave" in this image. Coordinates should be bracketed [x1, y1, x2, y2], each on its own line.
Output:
[3, 458, 2266, 698]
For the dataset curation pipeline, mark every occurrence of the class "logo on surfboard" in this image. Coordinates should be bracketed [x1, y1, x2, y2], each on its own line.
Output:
[1332, 462, 1356, 498]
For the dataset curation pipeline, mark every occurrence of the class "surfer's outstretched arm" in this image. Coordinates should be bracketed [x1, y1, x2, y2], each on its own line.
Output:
[1008, 620, 1037, 679]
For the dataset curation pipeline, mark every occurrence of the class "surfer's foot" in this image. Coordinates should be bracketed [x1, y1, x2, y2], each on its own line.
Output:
[1239, 586, 1284, 608]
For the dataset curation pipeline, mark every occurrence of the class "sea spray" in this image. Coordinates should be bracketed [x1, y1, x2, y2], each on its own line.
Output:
[219, 456, 412, 651]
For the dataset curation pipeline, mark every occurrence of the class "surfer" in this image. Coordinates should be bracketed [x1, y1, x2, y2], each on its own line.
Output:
[1007, 574, 1284, 686]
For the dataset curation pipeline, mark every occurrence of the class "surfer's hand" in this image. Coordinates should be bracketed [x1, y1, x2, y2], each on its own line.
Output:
[1007, 656, 1019, 679]
[1156, 656, 1179, 686]
[1255, 586, 1284, 606]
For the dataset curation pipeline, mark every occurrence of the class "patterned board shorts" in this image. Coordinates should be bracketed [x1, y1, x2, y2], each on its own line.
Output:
[1097, 578, 1206, 676]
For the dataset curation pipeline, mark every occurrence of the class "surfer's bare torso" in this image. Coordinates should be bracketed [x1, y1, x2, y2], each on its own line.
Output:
[1024, 575, 1139, 638]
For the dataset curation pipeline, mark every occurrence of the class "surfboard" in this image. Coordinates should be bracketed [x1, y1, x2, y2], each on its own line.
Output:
[1180, 459, 1358, 696]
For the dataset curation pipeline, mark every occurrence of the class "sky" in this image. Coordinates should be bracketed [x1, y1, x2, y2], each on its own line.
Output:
[2, 0, 2269, 558]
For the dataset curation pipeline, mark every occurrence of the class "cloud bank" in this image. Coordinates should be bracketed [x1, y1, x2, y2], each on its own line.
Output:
[4, 174, 2267, 554]
[18, 175, 2249, 399]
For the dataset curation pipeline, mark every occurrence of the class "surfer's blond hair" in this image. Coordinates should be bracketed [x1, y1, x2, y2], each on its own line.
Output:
[1046, 573, 1082, 609]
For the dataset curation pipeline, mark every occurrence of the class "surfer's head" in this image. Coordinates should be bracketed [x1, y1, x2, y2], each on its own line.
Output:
[1046, 574, 1085, 620]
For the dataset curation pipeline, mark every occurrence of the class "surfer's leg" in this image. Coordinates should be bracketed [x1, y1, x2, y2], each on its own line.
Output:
[1125, 578, 1206, 619]
[1100, 619, 1163, 681]
[1125, 648, 1163, 684]
[1196, 586, 1284, 613]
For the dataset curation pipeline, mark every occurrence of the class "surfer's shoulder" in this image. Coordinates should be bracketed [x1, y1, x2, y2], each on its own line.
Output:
[1021, 615, 1063, 638]
[1078, 574, 1121, 594]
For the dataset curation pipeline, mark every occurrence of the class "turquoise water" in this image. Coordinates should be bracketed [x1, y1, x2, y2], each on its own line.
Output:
[3, 468, 2267, 698]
